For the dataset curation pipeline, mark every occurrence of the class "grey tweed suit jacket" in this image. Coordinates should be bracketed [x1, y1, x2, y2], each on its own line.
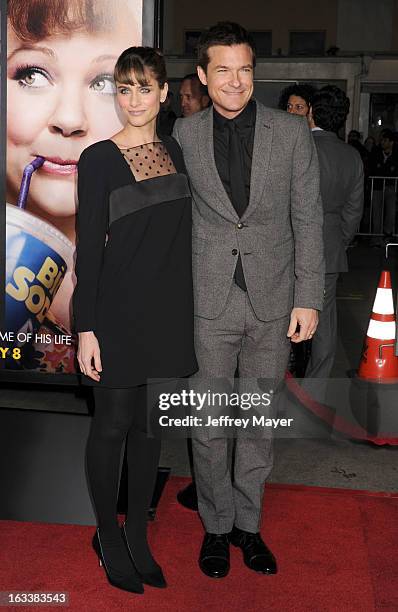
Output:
[173, 100, 325, 322]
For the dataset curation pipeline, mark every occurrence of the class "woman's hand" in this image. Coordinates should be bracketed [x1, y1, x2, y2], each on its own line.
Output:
[77, 331, 102, 381]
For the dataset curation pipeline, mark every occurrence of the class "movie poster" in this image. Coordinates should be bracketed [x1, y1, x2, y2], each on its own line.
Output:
[1, 0, 149, 381]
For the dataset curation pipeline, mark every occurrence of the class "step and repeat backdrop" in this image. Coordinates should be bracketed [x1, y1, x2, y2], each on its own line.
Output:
[0, 0, 156, 383]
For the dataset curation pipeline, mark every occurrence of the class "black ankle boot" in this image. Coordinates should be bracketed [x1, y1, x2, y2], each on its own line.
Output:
[121, 523, 167, 588]
[92, 528, 144, 594]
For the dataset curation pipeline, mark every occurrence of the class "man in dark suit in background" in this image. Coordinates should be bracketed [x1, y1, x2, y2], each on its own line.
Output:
[279, 82, 317, 377]
[179, 73, 210, 117]
[306, 86, 364, 383]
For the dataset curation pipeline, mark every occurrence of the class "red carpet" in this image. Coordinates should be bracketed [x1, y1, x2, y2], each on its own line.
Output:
[1, 478, 397, 612]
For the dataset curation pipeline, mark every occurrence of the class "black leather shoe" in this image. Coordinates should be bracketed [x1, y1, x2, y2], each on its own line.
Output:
[229, 526, 277, 574]
[176, 481, 198, 511]
[199, 533, 230, 578]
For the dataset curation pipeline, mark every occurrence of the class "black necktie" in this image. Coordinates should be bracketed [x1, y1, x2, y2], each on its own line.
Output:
[228, 121, 247, 291]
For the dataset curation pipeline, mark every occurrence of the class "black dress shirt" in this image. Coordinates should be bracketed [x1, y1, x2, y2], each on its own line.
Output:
[213, 100, 256, 210]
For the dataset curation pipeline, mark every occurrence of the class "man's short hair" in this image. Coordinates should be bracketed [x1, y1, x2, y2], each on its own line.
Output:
[181, 73, 208, 98]
[348, 129, 361, 140]
[278, 83, 317, 111]
[311, 85, 350, 132]
[381, 128, 394, 142]
[197, 21, 256, 72]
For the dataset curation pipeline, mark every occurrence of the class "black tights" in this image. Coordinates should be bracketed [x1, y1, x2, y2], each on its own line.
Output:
[86, 385, 160, 573]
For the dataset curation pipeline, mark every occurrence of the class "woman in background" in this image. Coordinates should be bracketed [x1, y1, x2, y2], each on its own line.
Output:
[278, 82, 316, 126]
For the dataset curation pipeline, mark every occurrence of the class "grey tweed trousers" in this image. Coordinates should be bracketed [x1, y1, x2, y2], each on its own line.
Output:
[192, 283, 291, 534]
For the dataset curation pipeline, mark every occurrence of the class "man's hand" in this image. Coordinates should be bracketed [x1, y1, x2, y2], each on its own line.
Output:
[77, 331, 102, 381]
[287, 307, 319, 343]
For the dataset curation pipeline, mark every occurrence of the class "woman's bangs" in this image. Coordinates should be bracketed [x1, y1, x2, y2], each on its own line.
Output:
[114, 59, 151, 88]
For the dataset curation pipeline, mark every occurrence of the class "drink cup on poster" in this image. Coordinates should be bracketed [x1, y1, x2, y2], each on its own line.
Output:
[5, 204, 73, 340]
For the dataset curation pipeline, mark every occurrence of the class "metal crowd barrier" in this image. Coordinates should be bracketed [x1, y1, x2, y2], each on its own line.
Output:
[357, 176, 398, 237]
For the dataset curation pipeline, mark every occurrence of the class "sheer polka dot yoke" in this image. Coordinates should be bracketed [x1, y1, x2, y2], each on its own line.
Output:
[117, 141, 177, 181]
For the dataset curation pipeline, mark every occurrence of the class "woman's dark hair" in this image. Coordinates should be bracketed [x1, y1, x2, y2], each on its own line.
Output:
[278, 83, 317, 111]
[311, 85, 350, 133]
[114, 47, 167, 88]
[197, 21, 256, 72]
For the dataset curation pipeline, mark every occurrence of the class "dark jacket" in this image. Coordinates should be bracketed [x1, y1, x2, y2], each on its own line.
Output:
[369, 147, 398, 190]
[312, 129, 364, 273]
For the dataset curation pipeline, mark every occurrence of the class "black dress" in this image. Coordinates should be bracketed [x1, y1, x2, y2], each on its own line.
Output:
[73, 137, 197, 387]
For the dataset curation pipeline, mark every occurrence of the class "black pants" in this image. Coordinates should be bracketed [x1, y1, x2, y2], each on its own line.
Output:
[86, 386, 160, 539]
[303, 272, 339, 405]
[305, 273, 339, 380]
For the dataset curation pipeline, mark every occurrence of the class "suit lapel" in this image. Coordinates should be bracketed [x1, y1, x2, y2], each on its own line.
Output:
[197, 107, 239, 220]
[241, 101, 273, 222]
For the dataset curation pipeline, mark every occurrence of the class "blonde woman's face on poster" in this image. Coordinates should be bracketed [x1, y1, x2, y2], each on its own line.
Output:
[6, 7, 140, 231]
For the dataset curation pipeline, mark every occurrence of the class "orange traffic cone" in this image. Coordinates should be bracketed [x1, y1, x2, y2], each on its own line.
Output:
[358, 270, 398, 382]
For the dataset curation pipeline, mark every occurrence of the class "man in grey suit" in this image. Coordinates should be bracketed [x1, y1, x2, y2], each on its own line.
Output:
[173, 22, 324, 578]
[306, 86, 364, 383]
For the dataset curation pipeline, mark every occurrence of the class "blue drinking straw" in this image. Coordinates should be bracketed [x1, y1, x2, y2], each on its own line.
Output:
[17, 156, 45, 209]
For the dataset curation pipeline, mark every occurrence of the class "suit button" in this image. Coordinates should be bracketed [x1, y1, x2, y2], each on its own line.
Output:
[232, 249, 238, 255]
[237, 222, 243, 229]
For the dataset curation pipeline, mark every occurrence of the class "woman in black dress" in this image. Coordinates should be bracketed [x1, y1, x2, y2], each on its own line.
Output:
[73, 47, 197, 594]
